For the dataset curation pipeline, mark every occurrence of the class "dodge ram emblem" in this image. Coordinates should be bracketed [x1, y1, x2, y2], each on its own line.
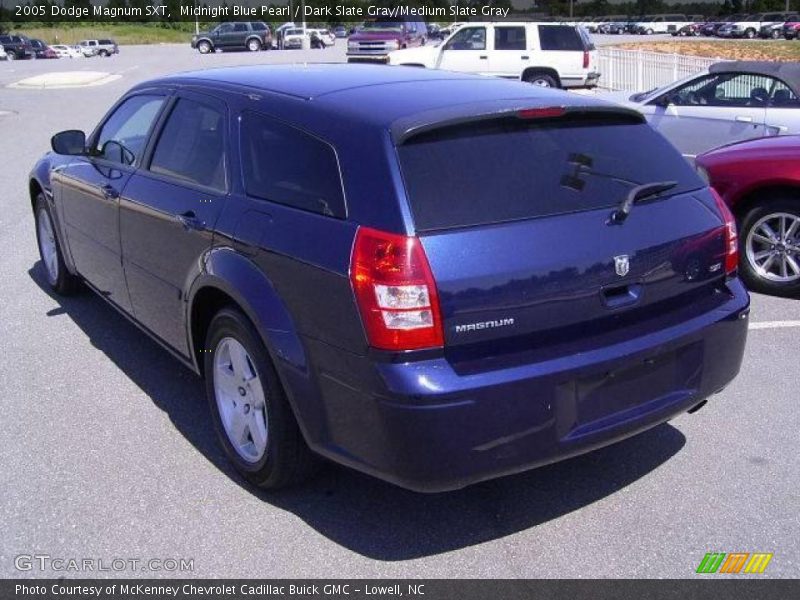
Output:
[614, 255, 630, 277]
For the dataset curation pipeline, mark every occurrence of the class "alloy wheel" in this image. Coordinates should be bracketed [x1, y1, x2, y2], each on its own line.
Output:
[213, 337, 269, 463]
[745, 212, 800, 283]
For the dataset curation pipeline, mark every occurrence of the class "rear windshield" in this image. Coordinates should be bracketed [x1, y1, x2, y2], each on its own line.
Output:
[398, 117, 703, 232]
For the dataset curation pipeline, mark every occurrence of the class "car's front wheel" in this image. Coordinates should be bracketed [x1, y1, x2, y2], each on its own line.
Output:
[197, 40, 212, 54]
[205, 308, 318, 489]
[740, 198, 800, 297]
[7, 50, 16, 61]
[34, 194, 80, 295]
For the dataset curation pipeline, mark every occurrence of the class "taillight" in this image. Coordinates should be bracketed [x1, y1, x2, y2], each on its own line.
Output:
[711, 188, 738, 275]
[583, 50, 590, 69]
[350, 227, 444, 351]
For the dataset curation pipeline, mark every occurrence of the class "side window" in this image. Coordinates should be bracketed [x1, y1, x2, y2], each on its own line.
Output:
[251, 22, 267, 31]
[217, 23, 234, 34]
[149, 98, 227, 192]
[494, 26, 526, 50]
[240, 111, 345, 218]
[233, 23, 248, 33]
[538, 26, 584, 51]
[770, 79, 800, 107]
[445, 27, 487, 50]
[94, 95, 165, 165]
[661, 73, 778, 107]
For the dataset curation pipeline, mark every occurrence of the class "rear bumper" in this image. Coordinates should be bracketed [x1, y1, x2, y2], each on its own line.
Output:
[306, 280, 749, 492]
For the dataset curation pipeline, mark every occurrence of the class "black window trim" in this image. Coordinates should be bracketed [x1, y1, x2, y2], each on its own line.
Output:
[87, 88, 172, 172]
[237, 109, 349, 219]
[141, 89, 231, 195]
[647, 71, 792, 108]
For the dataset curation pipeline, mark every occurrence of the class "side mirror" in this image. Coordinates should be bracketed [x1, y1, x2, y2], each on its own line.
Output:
[51, 130, 86, 155]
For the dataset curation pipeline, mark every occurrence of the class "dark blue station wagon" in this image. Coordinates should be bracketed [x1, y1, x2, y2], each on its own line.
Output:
[30, 65, 749, 492]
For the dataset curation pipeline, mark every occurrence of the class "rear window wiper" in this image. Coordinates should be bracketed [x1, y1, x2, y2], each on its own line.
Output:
[608, 181, 678, 225]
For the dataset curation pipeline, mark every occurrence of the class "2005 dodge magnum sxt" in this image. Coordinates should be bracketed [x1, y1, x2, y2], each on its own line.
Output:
[30, 65, 749, 492]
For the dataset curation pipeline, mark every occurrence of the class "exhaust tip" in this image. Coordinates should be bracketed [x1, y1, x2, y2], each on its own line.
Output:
[687, 399, 708, 414]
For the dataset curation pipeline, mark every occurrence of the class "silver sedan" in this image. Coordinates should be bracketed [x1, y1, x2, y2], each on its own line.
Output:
[603, 61, 800, 158]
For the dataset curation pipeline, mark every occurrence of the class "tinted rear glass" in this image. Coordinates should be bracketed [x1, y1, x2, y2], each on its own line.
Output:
[398, 117, 703, 232]
[538, 25, 585, 51]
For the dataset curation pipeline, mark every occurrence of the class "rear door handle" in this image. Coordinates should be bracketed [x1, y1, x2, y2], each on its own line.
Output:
[176, 211, 205, 231]
[479, 55, 488, 60]
[521, 55, 529, 60]
[735, 115, 753, 123]
[100, 184, 119, 200]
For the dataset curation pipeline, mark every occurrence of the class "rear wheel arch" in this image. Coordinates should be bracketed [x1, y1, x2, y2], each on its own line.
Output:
[29, 179, 43, 213]
[521, 67, 561, 88]
[731, 184, 800, 222]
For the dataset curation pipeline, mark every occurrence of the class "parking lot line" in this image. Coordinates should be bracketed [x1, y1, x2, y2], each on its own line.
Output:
[749, 320, 800, 330]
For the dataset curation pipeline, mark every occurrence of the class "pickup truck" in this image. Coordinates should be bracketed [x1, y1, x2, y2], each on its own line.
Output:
[0, 34, 34, 60]
[388, 22, 599, 89]
[633, 14, 688, 35]
[347, 20, 427, 63]
[78, 39, 119, 57]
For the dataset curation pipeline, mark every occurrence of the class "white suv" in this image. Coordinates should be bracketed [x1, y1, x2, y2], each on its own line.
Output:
[387, 22, 599, 89]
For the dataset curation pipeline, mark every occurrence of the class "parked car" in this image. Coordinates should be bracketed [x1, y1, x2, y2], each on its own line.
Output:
[79, 39, 118, 57]
[29, 39, 58, 59]
[718, 13, 788, 39]
[191, 22, 272, 54]
[701, 15, 744, 36]
[50, 45, 84, 59]
[760, 14, 796, 38]
[282, 28, 311, 49]
[783, 18, 800, 39]
[634, 14, 688, 35]
[347, 20, 427, 63]
[77, 43, 96, 58]
[673, 22, 703, 37]
[389, 22, 599, 89]
[0, 34, 34, 60]
[30, 64, 748, 491]
[333, 26, 348, 39]
[603, 61, 800, 157]
[308, 28, 335, 46]
[697, 135, 800, 296]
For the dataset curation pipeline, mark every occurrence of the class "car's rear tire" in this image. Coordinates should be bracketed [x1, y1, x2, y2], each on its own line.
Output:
[197, 40, 212, 54]
[7, 50, 16, 61]
[524, 72, 558, 88]
[34, 194, 80, 295]
[98, 49, 108, 57]
[205, 308, 318, 489]
[744, 28, 756, 39]
[247, 38, 261, 52]
[739, 197, 800, 297]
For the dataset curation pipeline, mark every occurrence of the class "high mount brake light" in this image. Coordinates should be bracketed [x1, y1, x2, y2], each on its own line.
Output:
[350, 227, 444, 351]
[517, 107, 566, 120]
[711, 188, 739, 276]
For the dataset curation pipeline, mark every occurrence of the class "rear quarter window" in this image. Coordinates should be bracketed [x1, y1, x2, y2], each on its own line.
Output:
[397, 116, 703, 232]
[240, 111, 346, 218]
[538, 25, 585, 51]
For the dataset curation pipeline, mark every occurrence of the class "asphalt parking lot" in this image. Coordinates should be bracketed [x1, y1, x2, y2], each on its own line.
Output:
[0, 44, 798, 579]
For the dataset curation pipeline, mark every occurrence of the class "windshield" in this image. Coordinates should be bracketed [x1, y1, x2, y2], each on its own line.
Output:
[363, 21, 403, 31]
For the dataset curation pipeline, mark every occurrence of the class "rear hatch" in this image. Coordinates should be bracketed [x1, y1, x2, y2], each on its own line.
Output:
[397, 110, 730, 367]
[537, 25, 596, 81]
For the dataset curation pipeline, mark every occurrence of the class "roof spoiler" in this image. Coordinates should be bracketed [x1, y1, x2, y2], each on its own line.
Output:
[391, 102, 646, 145]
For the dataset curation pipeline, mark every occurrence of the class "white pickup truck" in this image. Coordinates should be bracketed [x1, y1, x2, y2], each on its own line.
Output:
[387, 22, 599, 89]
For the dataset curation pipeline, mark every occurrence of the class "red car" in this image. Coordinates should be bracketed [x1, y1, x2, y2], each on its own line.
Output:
[696, 135, 800, 296]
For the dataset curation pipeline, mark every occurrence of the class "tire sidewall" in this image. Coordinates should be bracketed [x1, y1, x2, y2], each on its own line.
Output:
[739, 198, 800, 296]
[526, 74, 557, 88]
[204, 309, 288, 485]
[34, 194, 73, 293]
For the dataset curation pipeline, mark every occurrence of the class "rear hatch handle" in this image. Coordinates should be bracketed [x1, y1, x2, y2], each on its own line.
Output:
[608, 181, 677, 225]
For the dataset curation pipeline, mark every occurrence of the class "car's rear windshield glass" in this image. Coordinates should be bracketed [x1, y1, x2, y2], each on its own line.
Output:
[398, 116, 703, 232]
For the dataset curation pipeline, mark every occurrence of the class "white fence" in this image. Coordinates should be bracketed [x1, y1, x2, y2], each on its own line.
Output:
[598, 48, 717, 92]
